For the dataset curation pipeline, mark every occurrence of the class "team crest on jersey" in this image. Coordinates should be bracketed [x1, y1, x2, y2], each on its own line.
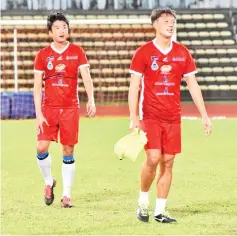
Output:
[55, 63, 66, 72]
[161, 65, 172, 73]
[47, 61, 53, 70]
[151, 60, 159, 71]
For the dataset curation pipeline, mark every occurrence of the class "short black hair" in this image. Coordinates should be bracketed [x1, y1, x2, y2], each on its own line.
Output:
[150, 8, 176, 24]
[47, 11, 69, 31]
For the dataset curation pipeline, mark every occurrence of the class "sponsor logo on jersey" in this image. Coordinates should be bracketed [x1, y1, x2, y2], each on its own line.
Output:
[52, 78, 69, 87]
[160, 65, 172, 73]
[154, 76, 175, 86]
[172, 57, 185, 61]
[47, 61, 53, 70]
[47, 56, 54, 61]
[66, 55, 78, 60]
[57, 55, 63, 60]
[151, 56, 158, 61]
[55, 63, 66, 72]
[151, 60, 159, 71]
[156, 87, 174, 96]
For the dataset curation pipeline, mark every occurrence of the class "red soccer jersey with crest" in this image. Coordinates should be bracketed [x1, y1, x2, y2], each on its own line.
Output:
[34, 42, 89, 108]
[129, 40, 197, 123]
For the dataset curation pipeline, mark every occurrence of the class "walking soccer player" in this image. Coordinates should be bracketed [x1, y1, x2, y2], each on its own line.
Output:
[128, 8, 212, 223]
[34, 12, 96, 208]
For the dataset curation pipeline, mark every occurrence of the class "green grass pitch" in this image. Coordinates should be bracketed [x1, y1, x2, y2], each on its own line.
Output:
[1, 118, 236, 235]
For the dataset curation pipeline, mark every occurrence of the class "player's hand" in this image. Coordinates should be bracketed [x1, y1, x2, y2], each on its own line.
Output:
[129, 118, 140, 132]
[86, 101, 96, 117]
[36, 113, 49, 133]
[202, 115, 212, 136]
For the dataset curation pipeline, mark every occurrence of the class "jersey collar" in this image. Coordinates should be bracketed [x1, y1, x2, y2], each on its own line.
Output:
[152, 39, 173, 55]
[50, 41, 70, 54]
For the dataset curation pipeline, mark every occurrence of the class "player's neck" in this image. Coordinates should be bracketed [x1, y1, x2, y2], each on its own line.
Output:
[154, 36, 172, 51]
[52, 41, 68, 51]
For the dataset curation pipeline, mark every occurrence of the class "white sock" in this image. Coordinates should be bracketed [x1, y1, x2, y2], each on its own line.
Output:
[37, 154, 53, 186]
[138, 191, 149, 206]
[62, 162, 75, 198]
[154, 198, 167, 216]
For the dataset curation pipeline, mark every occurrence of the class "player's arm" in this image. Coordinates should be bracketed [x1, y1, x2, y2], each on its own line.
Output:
[80, 66, 96, 117]
[185, 75, 212, 136]
[128, 73, 141, 130]
[33, 71, 48, 132]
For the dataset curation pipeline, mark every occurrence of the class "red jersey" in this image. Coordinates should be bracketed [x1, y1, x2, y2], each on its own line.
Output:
[129, 40, 197, 123]
[34, 42, 89, 108]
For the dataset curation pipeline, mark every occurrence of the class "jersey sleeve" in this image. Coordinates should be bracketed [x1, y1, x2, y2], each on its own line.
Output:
[78, 47, 89, 69]
[34, 50, 44, 73]
[129, 47, 146, 77]
[183, 48, 198, 77]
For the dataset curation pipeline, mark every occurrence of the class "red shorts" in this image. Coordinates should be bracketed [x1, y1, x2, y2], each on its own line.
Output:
[140, 119, 181, 155]
[37, 106, 80, 145]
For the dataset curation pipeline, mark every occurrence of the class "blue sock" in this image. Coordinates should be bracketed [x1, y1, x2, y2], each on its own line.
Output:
[63, 155, 74, 164]
[37, 152, 49, 160]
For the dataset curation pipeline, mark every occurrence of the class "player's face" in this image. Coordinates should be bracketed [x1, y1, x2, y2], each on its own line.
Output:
[49, 20, 69, 43]
[153, 14, 176, 38]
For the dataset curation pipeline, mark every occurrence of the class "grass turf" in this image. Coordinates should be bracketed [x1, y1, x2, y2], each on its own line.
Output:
[1, 118, 236, 235]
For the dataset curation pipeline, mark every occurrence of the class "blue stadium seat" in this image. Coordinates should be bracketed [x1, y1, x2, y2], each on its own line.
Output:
[0, 93, 11, 119]
[11, 92, 35, 119]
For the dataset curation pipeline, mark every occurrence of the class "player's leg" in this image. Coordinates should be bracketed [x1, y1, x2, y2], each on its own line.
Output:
[154, 153, 177, 223]
[59, 108, 80, 208]
[137, 120, 163, 222]
[137, 149, 162, 222]
[61, 144, 75, 208]
[37, 107, 59, 205]
[154, 122, 181, 223]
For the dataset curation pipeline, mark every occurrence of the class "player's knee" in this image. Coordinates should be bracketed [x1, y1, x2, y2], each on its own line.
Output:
[162, 159, 174, 173]
[63, 155, 75, 164]
[146, 155, 160, 168]
[62, 145, 74, 156]
[37, 142, 49, 155]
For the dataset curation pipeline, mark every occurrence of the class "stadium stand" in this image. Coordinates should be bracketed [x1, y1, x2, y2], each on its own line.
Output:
[1, 9, 237, 111]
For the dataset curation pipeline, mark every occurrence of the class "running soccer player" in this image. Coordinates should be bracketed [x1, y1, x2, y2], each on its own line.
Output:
[34, 12, 96, 208]
[128, 8, 212, 223]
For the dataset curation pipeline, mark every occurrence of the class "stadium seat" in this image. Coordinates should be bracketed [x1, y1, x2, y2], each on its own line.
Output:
[195, 22, 206, 28]
[227, 76, 237, 82]
[230, 85, 237, 90]
[220, 31, 232, 37]
[182, 14, 192, 20]
[203, 14, 213, 20]
[217, 22, 228, 28]
[206, 49, 216, 55]
[206, 23, 217, 28]
[192, 14, 203, 20]
[208, 85, 219, 90]
[224, 39, 235, 45]
[209, 31, 220, 37]
[209, 58, 219, 64]
[214, 14, 225, 20]
[219, 85, 230, 90]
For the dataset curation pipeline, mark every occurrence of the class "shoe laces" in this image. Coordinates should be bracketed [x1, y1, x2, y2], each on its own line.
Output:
[62, 196, 71, 204]
[140, 204, 149, 216]
[45, 185, 52, 198]
[162, 211, 173, 219]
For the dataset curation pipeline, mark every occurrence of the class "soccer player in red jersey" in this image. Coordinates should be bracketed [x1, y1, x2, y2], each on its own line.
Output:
[34, 12, 96, 208]
[129, 8, 212, 223]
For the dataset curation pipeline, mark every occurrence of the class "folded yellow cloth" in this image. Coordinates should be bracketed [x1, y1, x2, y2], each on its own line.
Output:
[114, 129, 147, 162]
